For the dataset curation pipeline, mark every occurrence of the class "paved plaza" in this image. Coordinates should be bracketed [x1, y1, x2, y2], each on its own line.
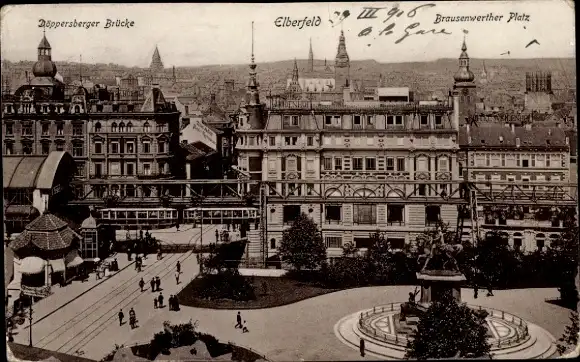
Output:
[9, 261, 572, 362]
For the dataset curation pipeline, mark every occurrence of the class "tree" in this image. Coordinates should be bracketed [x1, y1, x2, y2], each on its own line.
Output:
[279, 213, 326, 271]
[474, 231, 521, 289]
[545, 214, 579, 308]
[405, 293, 491, 359]
[557, 312, 579, 355]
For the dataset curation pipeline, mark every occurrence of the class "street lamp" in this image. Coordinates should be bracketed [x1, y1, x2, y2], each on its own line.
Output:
[28, 296, 33, 346]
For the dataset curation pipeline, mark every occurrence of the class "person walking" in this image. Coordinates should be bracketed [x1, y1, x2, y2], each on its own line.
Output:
[139, 278, 145, 292]
[175, 271, 180, 285]
[235, 312, 242, 329]
[157, 248, 162, 260]
[176, 261, 181, 274]
[158, 292, 164, 308]
[129, 308, 136, 329]
[127, 247, 131, 261]
[174, 295, 180, 311]
[118, 309, 124, 326]
[242, 320, 249, 333]
[360, 338, 365, 357]
[155, 276, 161, 291]
[154, 296, 158, 309]
[150, 278, 156, 293]
[169, 295, 175, 311]
[215, 229, 219, 243]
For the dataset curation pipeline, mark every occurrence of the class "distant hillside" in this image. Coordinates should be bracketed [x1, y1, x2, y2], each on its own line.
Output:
[3, 58, 575, 108]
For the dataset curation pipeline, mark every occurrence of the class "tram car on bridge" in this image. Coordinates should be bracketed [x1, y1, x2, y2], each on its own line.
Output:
[99, 208, 178, 229]
[183, 207, 259, 225]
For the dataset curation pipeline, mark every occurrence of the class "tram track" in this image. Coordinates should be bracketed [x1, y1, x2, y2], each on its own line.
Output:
[58, 251, 198, 356]
[49, 226, 214, 355]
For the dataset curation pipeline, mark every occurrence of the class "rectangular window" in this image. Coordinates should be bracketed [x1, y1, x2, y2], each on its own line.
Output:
[95, 142, 102, 154]
[387, 204, 405, 225]
[269, 137, 276, 146]
[353, 204, 376, 225]
[323, 157, 332, 170]
[354, 115, 361, 125]
[307, 160, 314, 171]
[353, 157, 363, 171]
[75, 162, 85, 177]
[56, 143, 64, 151]
[522, 158, 529, 168]
[291, 115, 299, 126]
[516, 155, 521, 167]
[143, 141, 150, 153]
[5, 123, 13, 135]
[435, 115, 442, 126]
[143, 163, 151, 175]
[42, 123, 50, 136]
[111, 142, 119, 154]
[531, 155, 536, 167]
[420, 115, 429, 126]
[325, 115, 332, 125]
[307, 136, 313, 146]
[126, 141, 135, 154]
[110, 162, 120, 175]
[546, 154, 551, 167]
[126, 163, 135, 176]
[285, 137, 291, 146]
[521, 176, 530, 189]
[395, 115, 403, 125]
[291, 137, 298, 145]
[158, 141, 165, 153]
[439, 158, 449, 172]
[334, 157, 342, 171]
[485, 154, 491, 167]
[325, 236, 342, 248]
[23, 124, 33, 136]
[386, 157, 395, 171]
[72, 143, 83, 157]
[283, 205, 301, 224]
[249, 137, 255, 146]
[73, 124, 83, 136]
[325, 205, 341, 223]
[94, 163, 103, 177]
[156, 123, 165, 132]
[397, 158, 405, 172]
[387, 116, 394, 125]
[366, 115, 374, 125]
[41, 143, 50, 155]
[366, 157, 376, 171]
[56, 123, 64, 136]
[425, 205, 441, 226]
[417, 157, 428, 172]
[501, 154, 506, 167]
[268, 159, 277, 171]
[158, 162, 166, 174]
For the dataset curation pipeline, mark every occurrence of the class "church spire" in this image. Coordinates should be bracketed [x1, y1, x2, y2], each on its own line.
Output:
[335, 30, 350, 68]
[247, 21, 260, 105]
[288, 58, 302, 94]
[150, 45, 164, 73]
[308, 38, 314, 72]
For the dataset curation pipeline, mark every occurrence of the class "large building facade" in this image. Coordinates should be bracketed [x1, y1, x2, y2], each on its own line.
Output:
[237, 38, 468, 261]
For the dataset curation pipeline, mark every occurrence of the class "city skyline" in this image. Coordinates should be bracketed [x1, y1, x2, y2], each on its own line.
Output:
[1, 1, 575, 68]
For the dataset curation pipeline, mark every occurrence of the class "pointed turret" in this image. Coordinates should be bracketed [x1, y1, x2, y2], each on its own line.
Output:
[288, 58, 302, 94]
[308, 38, 314, 73]
[245, 22, 265, 129]
[150, 45, 164, 73]
[453, 37, 475, 83]
[335, 30, 350, 67]
[479, 60, 488, 84]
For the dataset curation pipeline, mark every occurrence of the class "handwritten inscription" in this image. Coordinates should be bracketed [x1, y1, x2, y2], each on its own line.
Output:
[38, 18, 135, 29]
[434, 12, 530, 24]
[275, 17, 321, 29]
[354, 4, 451, 45]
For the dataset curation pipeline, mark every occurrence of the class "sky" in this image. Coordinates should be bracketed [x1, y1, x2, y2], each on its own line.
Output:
[0, 1, 575, 67]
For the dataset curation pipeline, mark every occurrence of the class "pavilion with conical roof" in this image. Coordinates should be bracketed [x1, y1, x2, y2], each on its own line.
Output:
[9, 213, 83, 294]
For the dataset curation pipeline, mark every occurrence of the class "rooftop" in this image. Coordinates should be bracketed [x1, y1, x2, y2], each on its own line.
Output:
[3, 152, 74, 190]
[458, 124, 569, 148]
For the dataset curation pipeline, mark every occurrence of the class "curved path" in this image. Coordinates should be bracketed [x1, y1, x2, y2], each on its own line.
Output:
[125, 287, 570, 361]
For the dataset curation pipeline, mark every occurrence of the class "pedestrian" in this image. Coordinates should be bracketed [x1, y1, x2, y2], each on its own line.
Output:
[215, 229, 219, 243]
[129, 308, 136, 329]
[176, 223, 180, 231]
[176, 261, 181, 274]
[175, 271, 180, 285]
[139, 278, 145, 292]
[242, 320, 249, 333]
[235, 311, 242, 329]
[158, 292, 164, 308]
[140, 229, 144, 241]
[154, 296, 158, 309]
[474, 285, 479, 299]
[155, 276, 161, 291]
[170, 295, 176, 311]
[174, 295, 180, 311]
[114, 258, 118, 271]
[150, 278, 156, 292]
[157, 248, 162, 260]
[137, 260, 142, 273]
[360, 338, 365, 357]
[127, 248, 131, 261]
[118, 309, 124, 326]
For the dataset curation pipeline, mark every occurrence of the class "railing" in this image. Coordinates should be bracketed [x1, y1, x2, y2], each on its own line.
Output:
[357, 302, 530, 350]
[358, 302, 410, 347]
[465, 304, 530, 349]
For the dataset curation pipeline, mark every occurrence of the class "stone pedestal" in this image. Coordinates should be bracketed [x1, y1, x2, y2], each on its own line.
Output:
[416, 271, 466, 304]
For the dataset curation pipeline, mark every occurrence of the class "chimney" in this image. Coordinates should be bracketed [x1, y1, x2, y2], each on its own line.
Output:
[516, 137, 520, 147]
[566, 137, 569, 145]
[510, 123, 515, 134]
[466, 124, 470, 134]
[524, 123, 532, 131]
[504, 123, 510, 128]
[548, 129, 552, 136]
[499, 136, 503, 143]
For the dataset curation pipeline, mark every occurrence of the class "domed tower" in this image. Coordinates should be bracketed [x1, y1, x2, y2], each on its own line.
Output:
[453, 37, 477, 125]
[334, 30, 350, 89]
[32, 33, 58, 79]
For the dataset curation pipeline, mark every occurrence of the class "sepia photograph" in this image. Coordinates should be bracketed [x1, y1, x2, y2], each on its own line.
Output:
[1, 1, 577, 361]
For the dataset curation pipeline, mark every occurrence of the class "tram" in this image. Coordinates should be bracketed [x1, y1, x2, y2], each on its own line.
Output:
[99, 208, 178, 229]
[183, 207, 259, 225]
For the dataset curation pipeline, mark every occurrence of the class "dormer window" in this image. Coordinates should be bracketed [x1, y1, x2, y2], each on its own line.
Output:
[111, 122, 118, 132]
[143, 122, 150, 133]
[119, 122, 125, 132]
[499, 136, 503, 143]
[127, 122, 133, 132]
[546, 140, 551, 145]
[480, 139, 485, 144]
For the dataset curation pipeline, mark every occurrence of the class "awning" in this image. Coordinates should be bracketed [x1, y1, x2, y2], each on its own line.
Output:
[20, 257, 46, 275]
[49, 259, 66, 273]
[65, 250, 84, 267]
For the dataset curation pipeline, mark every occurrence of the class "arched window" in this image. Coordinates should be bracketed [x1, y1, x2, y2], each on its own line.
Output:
[513, 232, 523, 249]
[95, 122, 101, 133]
[111, 122, 117, 132]
[126, 122, 133, 132]
[119, 122, 125, 132]
[143, 122, 150, 133]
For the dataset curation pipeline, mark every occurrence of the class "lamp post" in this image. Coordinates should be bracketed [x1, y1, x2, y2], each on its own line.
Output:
[28, 296, 33, 347]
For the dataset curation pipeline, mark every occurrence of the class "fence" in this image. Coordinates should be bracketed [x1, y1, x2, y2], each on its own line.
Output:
[358, 302, 410, 347]
[357, 302, 530, 350]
